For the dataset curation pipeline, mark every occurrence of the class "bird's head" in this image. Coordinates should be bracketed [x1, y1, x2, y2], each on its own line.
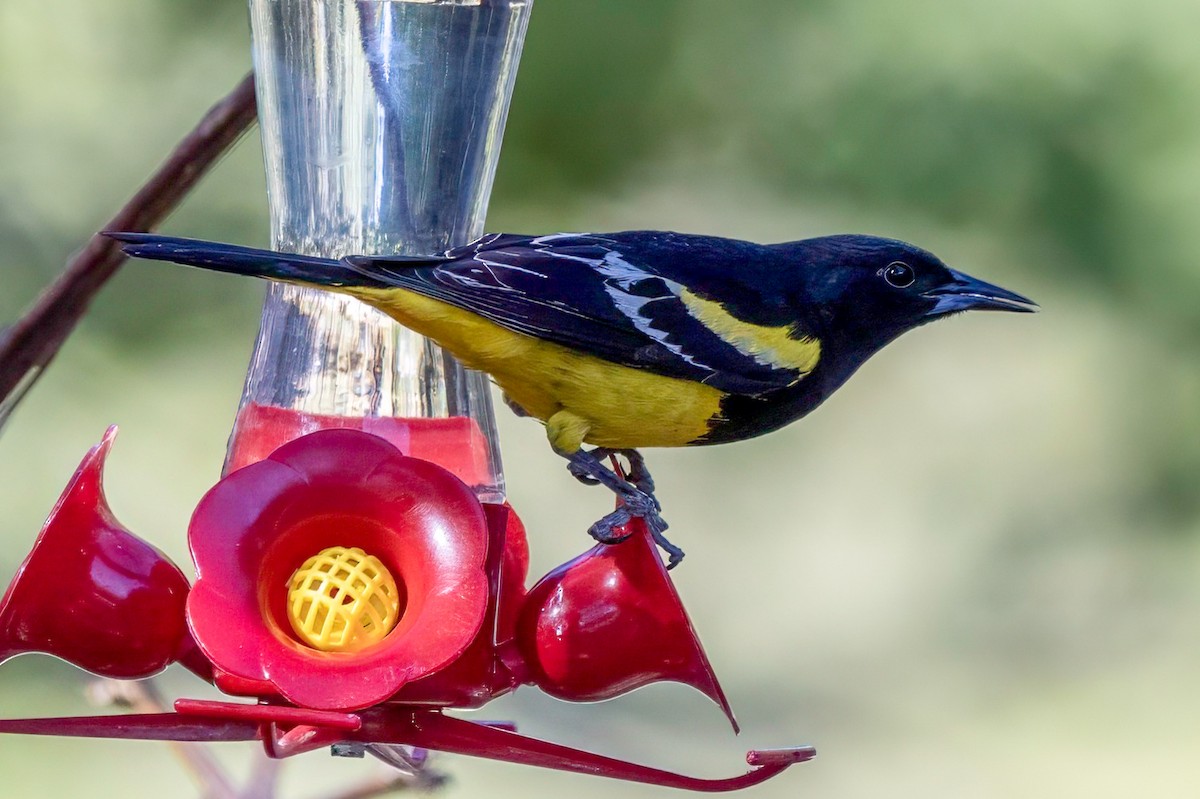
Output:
[782, 234, 1036, 359]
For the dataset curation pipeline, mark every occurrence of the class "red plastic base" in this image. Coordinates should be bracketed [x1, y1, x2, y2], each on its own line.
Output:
[226, 403, 496, 488]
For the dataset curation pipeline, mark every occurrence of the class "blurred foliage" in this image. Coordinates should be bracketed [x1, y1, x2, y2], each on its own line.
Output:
[2, 0, 1200, 797]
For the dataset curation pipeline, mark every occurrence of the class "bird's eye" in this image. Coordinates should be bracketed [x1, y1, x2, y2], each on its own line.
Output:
[880, 261, 915, 289]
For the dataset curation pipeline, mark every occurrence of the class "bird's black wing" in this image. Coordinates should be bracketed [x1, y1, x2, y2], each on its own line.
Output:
[344, 232, 814, 395]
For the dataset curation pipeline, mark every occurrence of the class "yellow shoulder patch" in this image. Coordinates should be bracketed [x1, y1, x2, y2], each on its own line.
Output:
[679, 289, 821, 376]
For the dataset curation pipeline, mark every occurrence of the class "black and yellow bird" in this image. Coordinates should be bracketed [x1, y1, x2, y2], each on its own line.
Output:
[110, 230, 1036, 565]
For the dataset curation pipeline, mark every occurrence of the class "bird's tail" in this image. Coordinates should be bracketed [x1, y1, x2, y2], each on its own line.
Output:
[105, 232, 397, 289]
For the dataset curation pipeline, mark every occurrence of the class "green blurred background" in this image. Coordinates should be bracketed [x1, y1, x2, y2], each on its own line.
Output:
[3, 0, 1200, 796]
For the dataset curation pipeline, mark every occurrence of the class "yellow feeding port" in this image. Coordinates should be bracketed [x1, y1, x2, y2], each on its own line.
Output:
[287, 546, 401, 652]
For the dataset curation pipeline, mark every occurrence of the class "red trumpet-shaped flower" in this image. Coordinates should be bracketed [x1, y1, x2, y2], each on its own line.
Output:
[186, 429, 490, 711]
[0, 426, 193, 680]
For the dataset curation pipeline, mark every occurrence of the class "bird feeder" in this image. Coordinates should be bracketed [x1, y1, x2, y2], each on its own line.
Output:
[0, 0, 813, 789]
[0, 426, 812, 788]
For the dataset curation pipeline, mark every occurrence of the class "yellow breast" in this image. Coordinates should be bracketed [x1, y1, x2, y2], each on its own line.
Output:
[346, 286, 726, 451]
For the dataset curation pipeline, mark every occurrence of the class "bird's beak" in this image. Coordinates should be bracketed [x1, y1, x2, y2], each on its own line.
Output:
[924, 269, 1038, 316]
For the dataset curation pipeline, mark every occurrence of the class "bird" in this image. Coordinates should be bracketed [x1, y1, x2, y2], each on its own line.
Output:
[109, 230, 1036, 566]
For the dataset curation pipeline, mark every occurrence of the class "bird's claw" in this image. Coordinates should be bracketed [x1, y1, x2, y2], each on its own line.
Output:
[567, 458, 603, 486]
[566, 448, 683, 567]
[587, 484, 684, 567]
[621, 449, 657, 498]
[586, 508, 634, 544]
[569, 447, 620, 486]
[653, 529, 686, 570]
[630, 494, 684, 569]
[569, 448, 658, 501]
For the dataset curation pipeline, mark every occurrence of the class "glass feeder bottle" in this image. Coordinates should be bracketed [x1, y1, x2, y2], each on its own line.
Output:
[228, 0, 533, 503]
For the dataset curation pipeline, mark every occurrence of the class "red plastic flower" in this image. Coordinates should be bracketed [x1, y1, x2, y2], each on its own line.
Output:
[186, 429, 490, 711]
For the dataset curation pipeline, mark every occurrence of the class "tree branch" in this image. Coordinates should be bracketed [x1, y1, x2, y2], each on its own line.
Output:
[0, 72, 258, 425]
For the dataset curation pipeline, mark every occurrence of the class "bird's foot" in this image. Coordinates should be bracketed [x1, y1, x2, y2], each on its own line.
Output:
[566, 448, 609, 486]
[586, 487, 684, 568]
[568, 447, 658, 502]
[653, 529, 686, 570]
[620, 448, 657, 499]
[566, 448, 626, 492]
[567, 449, 683, 568]
[585, 504, 636, 545]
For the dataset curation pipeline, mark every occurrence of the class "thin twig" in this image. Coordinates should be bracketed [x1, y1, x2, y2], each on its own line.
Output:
[314, 772, 443, 799]
[88, 678, 241, 799]
[241, 756, 285, 799]
[0, 72, 258, 423]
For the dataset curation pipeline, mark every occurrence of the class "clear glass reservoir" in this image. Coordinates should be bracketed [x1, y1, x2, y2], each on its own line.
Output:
[230, 0, 533, 503]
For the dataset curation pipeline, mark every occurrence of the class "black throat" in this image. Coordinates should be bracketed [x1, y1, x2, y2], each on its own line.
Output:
[694, 327, 897, 445]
